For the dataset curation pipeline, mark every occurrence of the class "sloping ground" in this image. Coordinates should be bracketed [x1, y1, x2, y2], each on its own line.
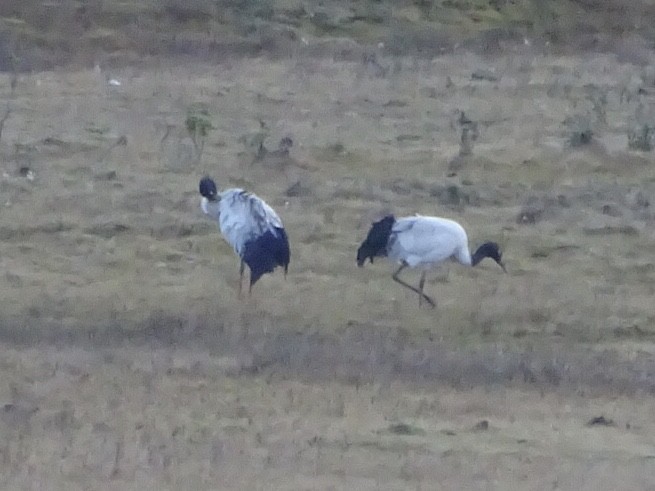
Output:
[1, 346, 655, 490]
[1, 48, 655, 391]
[2, 0, 655, 71]
[1, 2, 655, 488]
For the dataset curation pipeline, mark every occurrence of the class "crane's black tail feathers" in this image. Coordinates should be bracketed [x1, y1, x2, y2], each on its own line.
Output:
[357, 215, 396, 267]
[243, 227, 291, 287]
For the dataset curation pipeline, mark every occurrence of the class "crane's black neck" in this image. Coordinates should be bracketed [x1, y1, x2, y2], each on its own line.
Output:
[199, 176, 218, 201]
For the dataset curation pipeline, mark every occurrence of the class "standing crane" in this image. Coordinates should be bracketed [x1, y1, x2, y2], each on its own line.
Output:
[357, 214, 506, 308]
[199, 176, 290, 296]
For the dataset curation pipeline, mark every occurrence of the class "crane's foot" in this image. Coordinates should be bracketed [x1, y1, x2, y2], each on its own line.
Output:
[419, 295, 436, 309]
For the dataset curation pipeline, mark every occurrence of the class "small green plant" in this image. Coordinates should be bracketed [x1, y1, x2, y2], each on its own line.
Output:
[238, 120, 269, 161]
[628, 124, 655, 152]
[413, 0, 435, 19]
[585, 85, 608, 125]
[457, 111, 478, 156]
[185, 103, 214, 162]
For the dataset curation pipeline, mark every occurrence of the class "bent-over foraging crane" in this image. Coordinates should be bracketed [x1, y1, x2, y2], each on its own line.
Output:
[357, 214, 506, 308]
[199, 176, 290, 296]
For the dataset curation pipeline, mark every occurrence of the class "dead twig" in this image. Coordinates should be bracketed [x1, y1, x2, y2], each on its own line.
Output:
[10, 53, 19, 96]
[0, 105, 12, 144]
[97, 135, 128, 165]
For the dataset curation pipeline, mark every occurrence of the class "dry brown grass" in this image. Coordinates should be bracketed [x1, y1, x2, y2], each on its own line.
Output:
[1, 346, 655, 490]
[3, 0, 655, 71]
[1, 2, 655, 488]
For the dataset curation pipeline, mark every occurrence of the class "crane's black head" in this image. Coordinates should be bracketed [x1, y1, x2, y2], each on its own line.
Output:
[199, 176, 218, 201]
[357, 215, 396, 267]
[472, 241, 506, 272]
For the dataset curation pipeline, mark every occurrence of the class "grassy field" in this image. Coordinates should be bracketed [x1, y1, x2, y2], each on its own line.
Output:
[1, 0, 655, 489]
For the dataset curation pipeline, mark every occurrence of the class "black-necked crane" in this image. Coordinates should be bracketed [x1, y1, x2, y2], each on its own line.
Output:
[357, 214, 506, 308]
[199, 176, 290, 296]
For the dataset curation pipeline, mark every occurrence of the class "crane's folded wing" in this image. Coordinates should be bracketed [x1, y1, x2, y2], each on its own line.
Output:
[389, 216, 465, 266]
[218, 189, 286, 256]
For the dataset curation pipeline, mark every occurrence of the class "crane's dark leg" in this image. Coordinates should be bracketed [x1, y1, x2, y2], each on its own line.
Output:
[392, 263, 436, 308]
[418, 271, 427, 307]
[238, 260, 245, 298]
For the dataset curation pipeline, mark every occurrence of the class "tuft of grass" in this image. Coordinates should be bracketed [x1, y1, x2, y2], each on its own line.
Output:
[627, 123, 654, 152]
[84, 123, 111, 137]
[564, 114, 594, 147]
[386, 423, 425, 436]
[2, 0, 652, 71]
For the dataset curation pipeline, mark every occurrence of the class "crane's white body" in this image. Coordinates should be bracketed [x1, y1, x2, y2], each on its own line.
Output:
[201, 188, 285, 256]
[357, 213, 504, 307]
[387, 215, 472, 268]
